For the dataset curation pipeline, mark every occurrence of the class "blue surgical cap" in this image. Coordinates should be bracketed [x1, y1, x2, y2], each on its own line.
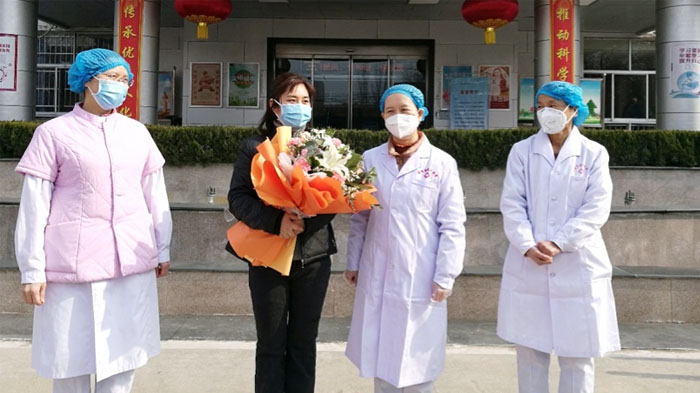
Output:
[379, 84, 429, 121]
[535, 81, 589, 127]
[68, 49, 133, 93]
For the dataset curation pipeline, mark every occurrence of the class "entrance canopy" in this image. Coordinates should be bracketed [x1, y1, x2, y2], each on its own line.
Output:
[38, 0, 655, 34]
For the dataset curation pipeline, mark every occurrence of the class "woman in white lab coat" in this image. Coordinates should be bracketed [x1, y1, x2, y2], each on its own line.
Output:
[497, 81, 620, 393]
[15, 49, 171, 393]
[344, 84, 466, 393]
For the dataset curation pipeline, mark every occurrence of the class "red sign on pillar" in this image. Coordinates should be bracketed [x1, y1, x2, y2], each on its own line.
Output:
[550, 0, 574, 83]
[117, 0, 143, 119]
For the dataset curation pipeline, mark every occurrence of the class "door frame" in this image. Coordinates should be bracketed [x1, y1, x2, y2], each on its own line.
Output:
[268, 38, 435, 129]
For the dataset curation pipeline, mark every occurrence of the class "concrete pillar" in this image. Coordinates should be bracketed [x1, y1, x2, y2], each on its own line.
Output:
[656, 0, 700, 131]
[114, 0, 160, 124]
[534, 0, 582, 93]
[0, 0, 36, 121]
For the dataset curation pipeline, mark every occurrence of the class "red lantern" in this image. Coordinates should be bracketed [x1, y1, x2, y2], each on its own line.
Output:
[175, 0, 233, 40]
[461, 0, 519, 45]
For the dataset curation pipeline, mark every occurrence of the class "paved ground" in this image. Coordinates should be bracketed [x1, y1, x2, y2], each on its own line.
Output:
[2, 314, 700, 392]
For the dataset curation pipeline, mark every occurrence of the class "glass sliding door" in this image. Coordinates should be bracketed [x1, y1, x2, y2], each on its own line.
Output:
[312, 59, 349, 129]
[390, 59, 427, 91]
[273, 41, 431, 130]
[275, 58, 312, 81]
[352, 59, 388, 130]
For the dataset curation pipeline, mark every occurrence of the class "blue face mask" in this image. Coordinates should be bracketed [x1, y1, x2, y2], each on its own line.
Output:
[275, 100, 312, 129]
[87, 78, 129, 110]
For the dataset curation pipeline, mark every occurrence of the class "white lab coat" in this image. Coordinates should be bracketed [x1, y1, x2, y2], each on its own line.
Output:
[345, 138, 466, 388]
[497, 127, 620, 358]
[15, 171, 172, 381]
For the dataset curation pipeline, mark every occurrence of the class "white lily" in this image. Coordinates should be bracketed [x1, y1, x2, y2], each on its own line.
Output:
[318, 143, 350, 178]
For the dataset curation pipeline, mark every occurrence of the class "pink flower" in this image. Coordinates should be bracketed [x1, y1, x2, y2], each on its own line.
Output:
[332, 172, 346, 184]
[288, 137, 302, 147]
[332, 138, 342, 148]
[301, 148, 309, 158]
[296, 157, 311, 173]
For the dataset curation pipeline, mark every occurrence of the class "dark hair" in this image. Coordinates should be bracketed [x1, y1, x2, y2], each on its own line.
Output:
[258, 72, 316, 138]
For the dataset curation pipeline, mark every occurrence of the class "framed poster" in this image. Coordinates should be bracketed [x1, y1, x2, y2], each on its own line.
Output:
[441, 65, 472, 110]
[0, 34, 18, 92]
[518, 77, 535, 122]
[670, 43, 700, 99]
[580, 78, 604, 127]
[157, 70, 175, 119]
[227, 63, 260, 108]
[190, 62, 222, 107]
[479, 65, 510, 110]
[449, 77, 489, 130]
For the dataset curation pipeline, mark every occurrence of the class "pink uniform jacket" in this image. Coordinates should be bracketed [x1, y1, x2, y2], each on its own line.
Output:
[16, 104, 166, 283]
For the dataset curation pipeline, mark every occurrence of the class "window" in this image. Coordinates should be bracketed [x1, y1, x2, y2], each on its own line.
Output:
[36, 67, 78, 114]
[36, 31, 112, 117]
[631, 40, 655, 71]
[584, 39, 629, 71]
[584, 38, 656, 129]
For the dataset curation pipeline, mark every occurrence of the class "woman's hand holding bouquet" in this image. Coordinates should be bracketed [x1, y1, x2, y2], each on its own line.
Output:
[227, 126, 378, 275]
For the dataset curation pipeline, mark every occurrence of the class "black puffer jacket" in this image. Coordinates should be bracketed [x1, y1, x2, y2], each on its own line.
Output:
[226, 134, 337, 266]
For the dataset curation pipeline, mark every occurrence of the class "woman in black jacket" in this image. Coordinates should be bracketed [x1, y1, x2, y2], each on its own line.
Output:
[227, 72, 336, 393]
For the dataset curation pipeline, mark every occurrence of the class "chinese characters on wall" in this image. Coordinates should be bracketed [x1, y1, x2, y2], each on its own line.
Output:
[670, 44, 700, 99]
[117, 0, 143, 118]
[550, 0, 574, 83]
[449, 77, 489, 129]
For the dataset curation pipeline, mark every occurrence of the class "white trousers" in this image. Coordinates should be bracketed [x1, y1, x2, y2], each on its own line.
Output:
[516, 345, 595, 393]
[53, 370, 136, 393]
[374, 378, 434, 393]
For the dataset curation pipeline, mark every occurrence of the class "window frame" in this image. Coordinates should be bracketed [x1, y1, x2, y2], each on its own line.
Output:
[36, 30, 112, 118]
[583, 37, 656, 130]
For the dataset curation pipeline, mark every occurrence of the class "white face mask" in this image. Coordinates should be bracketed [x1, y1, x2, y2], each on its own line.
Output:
[384, 113, 420, 139]
[537, 106, 577, 134]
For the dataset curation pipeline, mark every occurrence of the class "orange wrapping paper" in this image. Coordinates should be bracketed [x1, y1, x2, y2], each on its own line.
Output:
[227, 127, 378, 276]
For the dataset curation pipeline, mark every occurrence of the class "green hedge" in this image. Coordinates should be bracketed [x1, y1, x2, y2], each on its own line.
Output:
[1, 121, 698, 169]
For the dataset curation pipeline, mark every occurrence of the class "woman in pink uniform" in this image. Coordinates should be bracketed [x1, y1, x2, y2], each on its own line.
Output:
[14, 48, 172, 393]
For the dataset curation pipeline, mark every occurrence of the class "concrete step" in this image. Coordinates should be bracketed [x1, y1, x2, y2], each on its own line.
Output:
[2, 268, 700, 324]
[2, 204, 699, 272]
[3, 313, 700, 351]
[3, 161, 700, 210]
[2, 201, 700, 323]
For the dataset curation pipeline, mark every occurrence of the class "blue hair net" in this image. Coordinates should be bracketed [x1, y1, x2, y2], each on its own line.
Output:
[535, 81, 589, 127]
[68, 49, 133, 93]
[379, 84, 429, 121]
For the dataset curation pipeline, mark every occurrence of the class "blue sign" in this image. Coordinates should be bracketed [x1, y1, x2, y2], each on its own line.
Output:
[442, 65, 472, 110]
[449, 77, 489, 129]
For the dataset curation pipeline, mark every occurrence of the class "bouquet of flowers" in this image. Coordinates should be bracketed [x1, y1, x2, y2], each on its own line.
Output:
[279, 128, 377, 210]
[227, 126, 378, 276]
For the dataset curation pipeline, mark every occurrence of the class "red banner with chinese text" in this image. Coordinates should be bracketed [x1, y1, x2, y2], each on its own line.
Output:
[117, 0, 143, 119]
[550, 0, 574, 83]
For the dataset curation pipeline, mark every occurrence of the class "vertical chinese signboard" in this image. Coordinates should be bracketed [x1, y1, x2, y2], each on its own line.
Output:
[117, 0, 143, 119]
[550, 0, 574, 83]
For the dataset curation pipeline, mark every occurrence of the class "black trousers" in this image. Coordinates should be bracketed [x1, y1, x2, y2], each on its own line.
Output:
[248, 257, 331, 393]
